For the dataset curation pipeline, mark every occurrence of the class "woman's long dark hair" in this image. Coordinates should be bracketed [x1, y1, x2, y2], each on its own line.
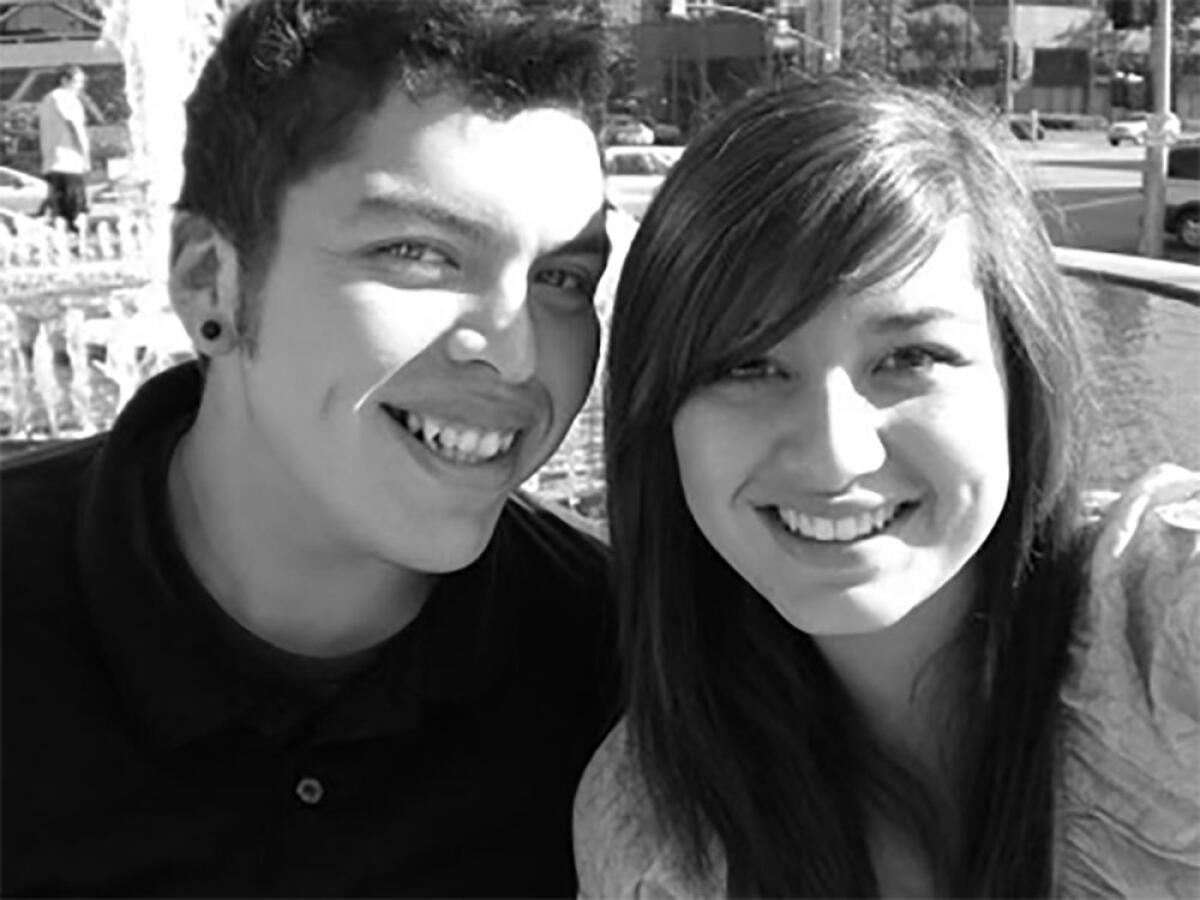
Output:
[604, 75, 1093, 897]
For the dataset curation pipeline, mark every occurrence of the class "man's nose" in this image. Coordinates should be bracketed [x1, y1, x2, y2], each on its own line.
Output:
[776, 369, 885, 489]
[444, 269, 536, 383]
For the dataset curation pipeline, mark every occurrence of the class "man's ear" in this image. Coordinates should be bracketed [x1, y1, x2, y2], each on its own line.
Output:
[169, 211, 240, 356]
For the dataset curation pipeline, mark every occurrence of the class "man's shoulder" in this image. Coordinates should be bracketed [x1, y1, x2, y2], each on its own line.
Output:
[50, 87, 77, 107]
[490, 493, 613, 645]
[40, 88, 65, 112]
[2, 437, 103, 567]
[2, 435, 103, 496]
[500, 491, 609, 582]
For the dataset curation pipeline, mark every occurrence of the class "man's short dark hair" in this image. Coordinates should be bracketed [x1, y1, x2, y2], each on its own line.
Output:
[177, 0, 610, 335]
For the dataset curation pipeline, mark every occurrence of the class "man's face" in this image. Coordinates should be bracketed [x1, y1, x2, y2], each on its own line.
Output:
[211, 89, 608, 572]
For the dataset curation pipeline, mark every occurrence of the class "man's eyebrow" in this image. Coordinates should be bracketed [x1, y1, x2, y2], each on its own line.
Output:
[349, 181, 610, 259]
[349, 183, 493, 245]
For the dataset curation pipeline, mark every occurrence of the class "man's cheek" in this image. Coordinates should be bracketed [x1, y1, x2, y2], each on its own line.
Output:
[353, 293, 464, 362]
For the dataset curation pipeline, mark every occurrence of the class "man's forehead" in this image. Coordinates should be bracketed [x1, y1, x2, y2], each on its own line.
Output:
[408, 100, 597, 161]
[319, 92, 602, 222]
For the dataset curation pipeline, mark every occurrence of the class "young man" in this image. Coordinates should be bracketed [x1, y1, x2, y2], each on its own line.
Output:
[2, 1, 617, 895]
[37, 64, 91, 230]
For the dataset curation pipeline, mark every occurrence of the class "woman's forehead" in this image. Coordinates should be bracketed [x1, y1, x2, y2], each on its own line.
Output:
[750, 223, 987, 343]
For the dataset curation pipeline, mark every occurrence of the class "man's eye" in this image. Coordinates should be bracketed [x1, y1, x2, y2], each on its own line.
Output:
[534, 268, 593, 295]
[877, 345, 962, 373]
[373, 241, 454, 267]
[722, 359, 787, 381]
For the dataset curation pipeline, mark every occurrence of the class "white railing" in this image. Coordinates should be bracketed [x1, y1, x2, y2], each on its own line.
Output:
[0, 214, 150, 272]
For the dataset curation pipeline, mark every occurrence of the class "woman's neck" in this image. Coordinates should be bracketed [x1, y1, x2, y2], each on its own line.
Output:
[813, 570, 980, 897]
[812, 564, 978, 777]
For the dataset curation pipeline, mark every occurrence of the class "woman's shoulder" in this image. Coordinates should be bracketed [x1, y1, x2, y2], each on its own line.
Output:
[1085, 462, 1200, 580]
[1055, 464, 1200, 898]
[1076, 462, 1200, 648]
[1074, 464, 1199, 687]
[574, 719, 725, 899]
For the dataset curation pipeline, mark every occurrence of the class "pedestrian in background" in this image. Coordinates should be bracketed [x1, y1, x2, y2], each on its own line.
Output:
[37, 63, 90, 231]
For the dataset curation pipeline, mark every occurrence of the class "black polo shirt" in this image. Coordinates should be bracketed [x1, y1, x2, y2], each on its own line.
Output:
[1, 363, 618, 897]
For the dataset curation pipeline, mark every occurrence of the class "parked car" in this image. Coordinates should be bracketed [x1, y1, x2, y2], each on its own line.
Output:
[0, 165, 47, 218]
[601, 114, 655, 146]
[603, 145, 684, 218]
[651, 121, 683, 145]
[1108, 114, 1148, 146]
[1008, 115, 1045, 141]
[1165, 143, 1200, 250]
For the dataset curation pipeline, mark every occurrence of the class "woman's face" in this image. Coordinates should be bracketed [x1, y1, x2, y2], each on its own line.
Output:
[672, 222, 1010, 636]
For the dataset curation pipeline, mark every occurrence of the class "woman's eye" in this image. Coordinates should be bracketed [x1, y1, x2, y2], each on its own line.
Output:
[722, 359, 787, 381]
[878, 345, 962, 373]
[534, 267, 594, 295]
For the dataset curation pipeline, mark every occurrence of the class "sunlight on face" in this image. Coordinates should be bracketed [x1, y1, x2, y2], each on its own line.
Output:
[213, 90, 608, 573]
[672, 222, 1010, 636]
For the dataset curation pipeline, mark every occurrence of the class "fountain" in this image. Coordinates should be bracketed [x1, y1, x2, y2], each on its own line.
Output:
[0, 0, 628, 512]
[96, 0, 237, 289]
[0, 0, 233, 448]
[0, 0, 625, 516]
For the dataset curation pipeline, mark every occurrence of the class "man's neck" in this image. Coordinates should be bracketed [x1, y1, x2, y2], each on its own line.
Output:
[167, 388, 434, 658]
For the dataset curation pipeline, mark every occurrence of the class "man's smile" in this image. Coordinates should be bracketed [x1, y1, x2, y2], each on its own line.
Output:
[383, 404, 523, 466]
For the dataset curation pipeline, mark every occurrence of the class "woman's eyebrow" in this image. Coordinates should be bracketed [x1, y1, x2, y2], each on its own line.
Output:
[865, 307, 978, 334]
[548, 224, 611, 261]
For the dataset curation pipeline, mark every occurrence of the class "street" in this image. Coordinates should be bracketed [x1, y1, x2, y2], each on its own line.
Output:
[1023, 134, 1198, 266]
[609, 133, 1198, 266]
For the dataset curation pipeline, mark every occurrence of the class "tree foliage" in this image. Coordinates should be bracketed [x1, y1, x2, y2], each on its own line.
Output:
[482, 0, 606, 23]
[841, 0, 912, 74]
[905, 2, 983, 75]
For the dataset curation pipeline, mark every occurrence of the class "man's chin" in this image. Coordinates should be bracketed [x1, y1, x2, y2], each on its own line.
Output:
[383, 506, 508, 575]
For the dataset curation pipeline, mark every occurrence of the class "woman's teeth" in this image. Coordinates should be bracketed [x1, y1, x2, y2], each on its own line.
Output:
[392, 408, 517, 465]
[775, 504, 906, 542]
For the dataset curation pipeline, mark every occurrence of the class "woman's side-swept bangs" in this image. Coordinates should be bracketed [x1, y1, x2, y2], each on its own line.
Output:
[615, 94, 965, 437]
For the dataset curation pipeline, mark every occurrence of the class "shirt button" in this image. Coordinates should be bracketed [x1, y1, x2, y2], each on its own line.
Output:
[295, 776, 324, 806]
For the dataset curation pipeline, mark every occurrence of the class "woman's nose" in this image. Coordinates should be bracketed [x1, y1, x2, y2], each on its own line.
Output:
[776, 369, 885, 490]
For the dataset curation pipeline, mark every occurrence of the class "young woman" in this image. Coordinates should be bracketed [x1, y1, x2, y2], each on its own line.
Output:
[574, 76, 1199, 898]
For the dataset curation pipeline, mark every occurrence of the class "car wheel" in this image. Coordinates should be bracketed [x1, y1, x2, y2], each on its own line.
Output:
[1109, 137, 1120, 146]
[1177, 208, 1200, 250]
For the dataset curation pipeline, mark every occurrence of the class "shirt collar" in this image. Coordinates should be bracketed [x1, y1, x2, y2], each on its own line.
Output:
[76, 363, 519, 750]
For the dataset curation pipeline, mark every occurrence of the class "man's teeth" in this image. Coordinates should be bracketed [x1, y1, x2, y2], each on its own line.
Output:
[776, 504, 902, 542]
[397, 410, 516, 463]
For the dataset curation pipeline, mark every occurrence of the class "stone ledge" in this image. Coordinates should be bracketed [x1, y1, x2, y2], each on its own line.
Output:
[1053, 247, 1200, 306]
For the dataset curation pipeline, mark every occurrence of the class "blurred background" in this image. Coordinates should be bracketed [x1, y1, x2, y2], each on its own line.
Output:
[1, 0, 1197, 510]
